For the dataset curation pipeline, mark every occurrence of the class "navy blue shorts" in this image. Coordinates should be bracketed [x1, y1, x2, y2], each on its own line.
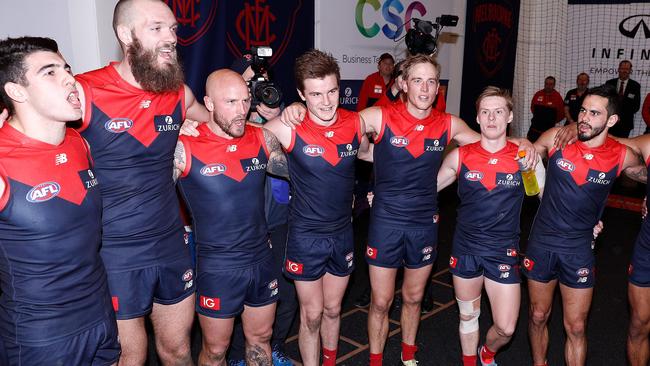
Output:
[449, 252, 521, 284]
[196, 254, 279, 318]
[522, 244, 595, 288]
[107, 254, 195, 319]
[3, 314, 120, 366]
[284, 226, 355, 281]
[630, 236, 650, 287]
[367, 223, 437, 269]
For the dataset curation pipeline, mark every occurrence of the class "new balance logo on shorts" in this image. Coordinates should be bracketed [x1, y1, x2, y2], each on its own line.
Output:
[200, 296, 220, 310]
[449, 256, 458, 268]
[286, 259, 303, 275]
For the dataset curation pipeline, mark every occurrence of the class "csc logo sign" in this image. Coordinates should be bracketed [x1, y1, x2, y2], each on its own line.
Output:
[356, 0, 427, 39]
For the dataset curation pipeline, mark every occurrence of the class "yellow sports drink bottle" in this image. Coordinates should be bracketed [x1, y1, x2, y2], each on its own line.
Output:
[517, 150, 540, 196]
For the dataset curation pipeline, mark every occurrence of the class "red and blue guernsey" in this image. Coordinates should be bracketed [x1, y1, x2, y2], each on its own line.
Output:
[629, 155, 650, 286]
[454, 142, 524, 255]
[286, 109, 362, 235]
[372, 102, 451, 227]
[0, 125, 112, 345]
[177, 124, 271, 268]
[529, 138, 626, 252]
[76, 63, 186, 270]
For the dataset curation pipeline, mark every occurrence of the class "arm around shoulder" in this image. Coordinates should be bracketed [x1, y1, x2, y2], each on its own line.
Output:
[450, 115, 480, 146]
[184, 84, 210, 122]
[437, 147, 459, 192]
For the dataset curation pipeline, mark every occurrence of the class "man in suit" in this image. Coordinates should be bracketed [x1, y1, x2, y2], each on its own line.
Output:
[606, 60, 641, 137]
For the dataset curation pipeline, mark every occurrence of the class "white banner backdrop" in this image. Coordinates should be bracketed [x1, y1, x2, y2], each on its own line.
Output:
[315, 0, 467, 114]
[513, 1, 650, 138]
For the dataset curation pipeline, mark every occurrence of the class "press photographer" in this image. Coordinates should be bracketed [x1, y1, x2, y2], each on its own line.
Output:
[231, 46, 283, 121]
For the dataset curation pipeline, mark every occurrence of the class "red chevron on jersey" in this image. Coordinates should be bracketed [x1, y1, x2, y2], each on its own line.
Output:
[459, 142, 520, 191]
[76, 63, 185, 148]
[287, 109, 361, 167]
[0, 125, 95, 206]
[181, 124, 269, 183]
[377, 102, 450, 159]
[548, 138, 626, 187]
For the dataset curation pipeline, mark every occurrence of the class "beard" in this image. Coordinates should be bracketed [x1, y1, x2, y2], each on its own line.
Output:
[214, 110, 246, 138]
[577, 121, 606, 142]
[127, 35, 184, 93]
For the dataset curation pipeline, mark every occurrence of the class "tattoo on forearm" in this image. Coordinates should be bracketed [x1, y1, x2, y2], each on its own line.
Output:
[245, 344, 272, 366]
[264, 129, 289, 177]
[626, 165, 648, 183]
[173, 141, 186, 182]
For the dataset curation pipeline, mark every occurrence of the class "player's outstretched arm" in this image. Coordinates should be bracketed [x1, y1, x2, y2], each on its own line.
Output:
[263, 128, 289, 178]
[437, 147, 459, 192]
[357, 113, 374, 162]
[449, 115, 480, 146]
[184, 84, 210, 122]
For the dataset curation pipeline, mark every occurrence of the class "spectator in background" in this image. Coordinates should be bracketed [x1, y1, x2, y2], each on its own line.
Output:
[606, 60, 641, 138]
[642, 92, 650, 134]
[527, 76, 565, 142]
[564, 73, 590, 125]
[357, 53, 394, 111]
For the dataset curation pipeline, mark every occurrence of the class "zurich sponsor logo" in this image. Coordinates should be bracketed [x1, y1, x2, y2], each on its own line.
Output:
[556, 158, 575, 172]
[104, 118, 133, 133]
[200, 164, 227, 176]
[303, 144, 325, 157]
[26, 182, 61, 203]
[464, 170, 483, 181]
[390, 136, 409, 147]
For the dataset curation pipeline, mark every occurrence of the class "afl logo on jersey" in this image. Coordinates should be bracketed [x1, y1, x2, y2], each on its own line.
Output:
[556, 158, 575, 172]
[200, 164, 227, 176]
[464, 170, 483, 181]
[26, 182, 61, 203]
[104, 118, 133, 133]
[390, 136, 409, 147]
[303, 145, 325, 157]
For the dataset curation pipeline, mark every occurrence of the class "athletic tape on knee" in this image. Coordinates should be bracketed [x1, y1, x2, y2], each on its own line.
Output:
[457, 296, 481, 334]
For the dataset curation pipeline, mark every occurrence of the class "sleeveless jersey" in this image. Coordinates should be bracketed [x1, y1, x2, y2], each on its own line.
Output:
[632, 155, 650, 262]
[529, 138, 627, 253]
[372, 102, 451, 228]
[76, 63, 185, 270]
[178, 124, 271, 268]
[454, 142, 524, 255]
[286, 109, 361, 235]
[0, 125, 112, 345]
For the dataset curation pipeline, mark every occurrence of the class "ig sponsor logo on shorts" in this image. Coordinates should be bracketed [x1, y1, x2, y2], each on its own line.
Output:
[449, 256, 458, 269]
[523, 257, 535, 271]
[366, 246, 378, 259]
[286, 259, 303, 275]
[200, 295, 220, 310]
[499, 264, 511, 279]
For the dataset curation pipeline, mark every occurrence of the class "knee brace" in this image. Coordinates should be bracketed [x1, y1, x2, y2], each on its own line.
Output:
[457, 296, 481, 334]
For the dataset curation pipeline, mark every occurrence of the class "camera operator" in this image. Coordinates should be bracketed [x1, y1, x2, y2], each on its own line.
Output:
[228, 50, 295, 366]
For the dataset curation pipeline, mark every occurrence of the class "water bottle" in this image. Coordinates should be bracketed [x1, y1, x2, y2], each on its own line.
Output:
[518, 150, 540, 196]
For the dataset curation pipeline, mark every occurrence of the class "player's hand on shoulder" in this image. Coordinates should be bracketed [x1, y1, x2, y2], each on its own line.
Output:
[180, 119, 201, 137]
[280, 102, 306, 129]
[553, 122, 577, 150]
[0, 108, 8, 128]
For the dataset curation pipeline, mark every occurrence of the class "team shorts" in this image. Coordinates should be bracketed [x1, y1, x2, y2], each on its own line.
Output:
[449, 252, 521, 284]
[2, 314, 120, 366]
[107, 253, 196, 319]
[284, 225, 355, 281]
[522, 244, 595, 289]
[629, 236, 650, 287]
[196, 254, 279, 318]
[366, 223, 438, 269]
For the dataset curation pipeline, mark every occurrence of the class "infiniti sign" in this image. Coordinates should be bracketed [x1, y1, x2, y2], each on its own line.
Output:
[619, 15, 650, 39]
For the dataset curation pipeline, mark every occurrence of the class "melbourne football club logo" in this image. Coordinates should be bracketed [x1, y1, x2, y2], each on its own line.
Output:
[26, 182, 61, 203]
[226, 0, 303, 66]
[472, 1, 517, 78]
[166, 0, 218, 46]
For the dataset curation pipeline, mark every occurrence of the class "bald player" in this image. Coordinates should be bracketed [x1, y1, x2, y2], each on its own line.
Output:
[174, 70, 287, 365]
[72, 0, 210, 364]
